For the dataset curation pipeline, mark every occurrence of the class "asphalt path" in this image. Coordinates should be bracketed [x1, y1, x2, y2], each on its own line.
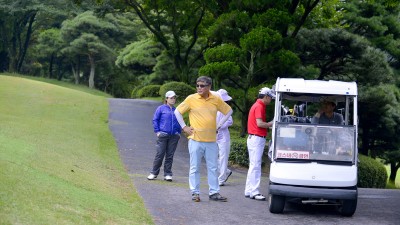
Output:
[108, 98, 400, 225]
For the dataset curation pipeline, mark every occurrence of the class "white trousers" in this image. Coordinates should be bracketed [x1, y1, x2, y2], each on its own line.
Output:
[244, 135, 266, 197]
[217, 140, 231, 184]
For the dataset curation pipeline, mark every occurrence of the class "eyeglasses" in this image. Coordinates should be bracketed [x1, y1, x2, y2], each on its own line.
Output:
[196, 84, 209, 88]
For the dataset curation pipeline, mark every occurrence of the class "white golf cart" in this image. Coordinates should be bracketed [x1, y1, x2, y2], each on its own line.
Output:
[268, 78, 358, 216]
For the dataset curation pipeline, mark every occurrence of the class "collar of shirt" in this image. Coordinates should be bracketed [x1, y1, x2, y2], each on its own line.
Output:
[256, 99, 266, 106]
[195, 92, 216, 100]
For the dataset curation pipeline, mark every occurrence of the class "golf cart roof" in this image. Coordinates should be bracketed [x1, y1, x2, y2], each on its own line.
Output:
[275, 78, 358, 103]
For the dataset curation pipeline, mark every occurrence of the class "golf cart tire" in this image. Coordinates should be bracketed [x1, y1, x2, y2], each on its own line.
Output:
[268, 194, 285, 214]
[338, 198, 357, 217]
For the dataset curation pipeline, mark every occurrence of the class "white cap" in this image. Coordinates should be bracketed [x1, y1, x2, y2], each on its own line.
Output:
[165, 90, 176, 98]
[259, 87, 276, 99]
[217, 89, 232, 102]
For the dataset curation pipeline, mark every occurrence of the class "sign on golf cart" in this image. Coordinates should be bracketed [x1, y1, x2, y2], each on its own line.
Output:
[268, 78, 358, 216]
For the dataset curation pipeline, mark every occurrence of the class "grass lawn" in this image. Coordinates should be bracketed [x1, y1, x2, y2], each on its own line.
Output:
[0, 75, 153, 224]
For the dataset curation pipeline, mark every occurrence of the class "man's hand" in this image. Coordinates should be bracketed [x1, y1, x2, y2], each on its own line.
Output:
[183, 126, 194, 135]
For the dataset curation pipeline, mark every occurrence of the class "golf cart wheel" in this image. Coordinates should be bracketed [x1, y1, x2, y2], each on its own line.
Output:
[268, 194, 285, 213]
[338, 199, 357, 217]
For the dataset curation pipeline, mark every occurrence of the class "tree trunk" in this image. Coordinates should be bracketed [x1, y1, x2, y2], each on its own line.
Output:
[17, 12, 36, 73]
[49, 53, 54, 78]
[360, 125, 370, 155]
[56, 57, 64, 81]
[88, 54, 95, 89]
[71, 63, 79, 84]
[389, 162, 399, 183]
[9, 21, 18, 73]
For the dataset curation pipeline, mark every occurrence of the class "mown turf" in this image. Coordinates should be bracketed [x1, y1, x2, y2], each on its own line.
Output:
[0, 75, 153, 224]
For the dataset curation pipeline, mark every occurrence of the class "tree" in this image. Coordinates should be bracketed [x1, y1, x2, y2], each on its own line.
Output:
[340, 0, 400, 68]
[116, 38, 162, 76]
[295, 28, 393, 84]
[61, 11, 119, 88]
[0, 0, 80, 73]
[199, 0, 338, 135]
[358, 84, 400, 183]
[35, 28, 65, 79]
[113, 0, 216, 83]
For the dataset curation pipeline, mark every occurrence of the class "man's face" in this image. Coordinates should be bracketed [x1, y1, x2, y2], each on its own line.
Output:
[196, 81, 210, 97]
[322, 101, 335, 113]
[263, 95, 272, 105]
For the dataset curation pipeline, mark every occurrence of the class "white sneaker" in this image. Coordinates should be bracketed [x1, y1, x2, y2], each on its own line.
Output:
[250, 194, 266, 201]
[147, 174, 157, 180]
[164, 175, 172, 181]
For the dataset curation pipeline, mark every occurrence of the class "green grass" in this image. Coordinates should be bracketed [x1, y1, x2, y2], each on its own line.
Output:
[0, 75, 153, 224]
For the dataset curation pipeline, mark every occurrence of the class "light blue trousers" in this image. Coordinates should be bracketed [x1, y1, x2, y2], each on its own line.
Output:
[188, 139, 219, 195]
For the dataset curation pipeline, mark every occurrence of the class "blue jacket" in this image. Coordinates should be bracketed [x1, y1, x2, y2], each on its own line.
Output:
[152, 104, 181, 135]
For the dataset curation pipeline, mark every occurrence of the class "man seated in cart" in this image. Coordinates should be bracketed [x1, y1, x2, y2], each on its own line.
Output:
[312, 100, 344, 125]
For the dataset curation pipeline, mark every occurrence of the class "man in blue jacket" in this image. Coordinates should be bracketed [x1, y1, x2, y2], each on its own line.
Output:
[147, 90, 182, 181]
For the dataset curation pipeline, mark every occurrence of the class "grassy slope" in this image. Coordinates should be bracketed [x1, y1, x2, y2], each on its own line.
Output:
[0, 75, 153, 224]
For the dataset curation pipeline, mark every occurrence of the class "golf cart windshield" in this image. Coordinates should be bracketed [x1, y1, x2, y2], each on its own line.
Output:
[272, 92, 357, 164]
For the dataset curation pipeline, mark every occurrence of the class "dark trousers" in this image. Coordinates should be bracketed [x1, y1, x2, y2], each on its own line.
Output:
[151, 133, 180, 176]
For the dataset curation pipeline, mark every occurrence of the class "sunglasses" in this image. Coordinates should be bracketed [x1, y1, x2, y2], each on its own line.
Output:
[196, 84, 209, 88]
[169, 96, 176, 99]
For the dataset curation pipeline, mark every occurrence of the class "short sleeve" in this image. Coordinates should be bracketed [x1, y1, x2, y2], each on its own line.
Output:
[176, 100, 190, 115]
[217, 98, 231, 115]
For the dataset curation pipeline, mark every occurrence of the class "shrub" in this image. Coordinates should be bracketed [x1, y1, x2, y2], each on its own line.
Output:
[137, 85, 161, 98]
[358, 154, 388, 188]
[130, 85, 143, 99]
[229, 138, 249, 167]
[159, 82, 196, 100]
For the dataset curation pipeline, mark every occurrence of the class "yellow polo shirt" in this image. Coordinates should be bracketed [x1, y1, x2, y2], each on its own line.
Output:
[177, 92, 231, 142]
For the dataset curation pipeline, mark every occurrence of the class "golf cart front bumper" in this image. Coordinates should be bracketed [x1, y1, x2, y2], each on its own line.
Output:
[269, 183, 357, 200]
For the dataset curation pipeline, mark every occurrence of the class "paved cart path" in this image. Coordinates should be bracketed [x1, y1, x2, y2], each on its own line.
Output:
[108, 98, 400, 225]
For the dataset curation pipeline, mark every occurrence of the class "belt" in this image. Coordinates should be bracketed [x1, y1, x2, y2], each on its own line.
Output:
[248, 134, 266, 138]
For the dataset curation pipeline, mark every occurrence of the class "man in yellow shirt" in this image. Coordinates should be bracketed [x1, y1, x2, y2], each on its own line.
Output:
[174, 76, 233, 202]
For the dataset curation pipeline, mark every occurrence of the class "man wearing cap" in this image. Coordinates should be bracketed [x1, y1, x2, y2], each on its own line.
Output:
[312, 100, 344, 125]
[244, 87, 275, 201]
[215, 89, 234, 186]
[174, 76, 233, 202]
[147, 90, 181, 181]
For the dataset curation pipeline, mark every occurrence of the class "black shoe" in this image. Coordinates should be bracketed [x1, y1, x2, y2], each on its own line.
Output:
[224, 171, 232, 183]
[209, 193, 227, 202]
[192, 194, 200, 202]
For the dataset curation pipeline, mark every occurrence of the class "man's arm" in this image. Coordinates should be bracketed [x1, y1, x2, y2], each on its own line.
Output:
[256, 118, 272, 128]
[174, 109, 194, 135]
[174, 109, 186, 128]
[217, 109, 233, 130]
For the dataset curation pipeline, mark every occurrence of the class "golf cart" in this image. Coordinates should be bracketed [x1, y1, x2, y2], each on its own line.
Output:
[268, 78, 358, 216]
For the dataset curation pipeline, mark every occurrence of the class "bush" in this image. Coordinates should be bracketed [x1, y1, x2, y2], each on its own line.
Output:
[230, 138, 249, 167]
[358, 154, 388, 188]
[130, 85, 143, 98]
[159, 82, 196, 100]
[137, 85, 161, 98]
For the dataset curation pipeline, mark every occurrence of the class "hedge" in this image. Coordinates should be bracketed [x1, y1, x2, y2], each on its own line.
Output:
[358, 154, 388, 188]
[159, 81, 196, 100]
[137, 85, 161, 98]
